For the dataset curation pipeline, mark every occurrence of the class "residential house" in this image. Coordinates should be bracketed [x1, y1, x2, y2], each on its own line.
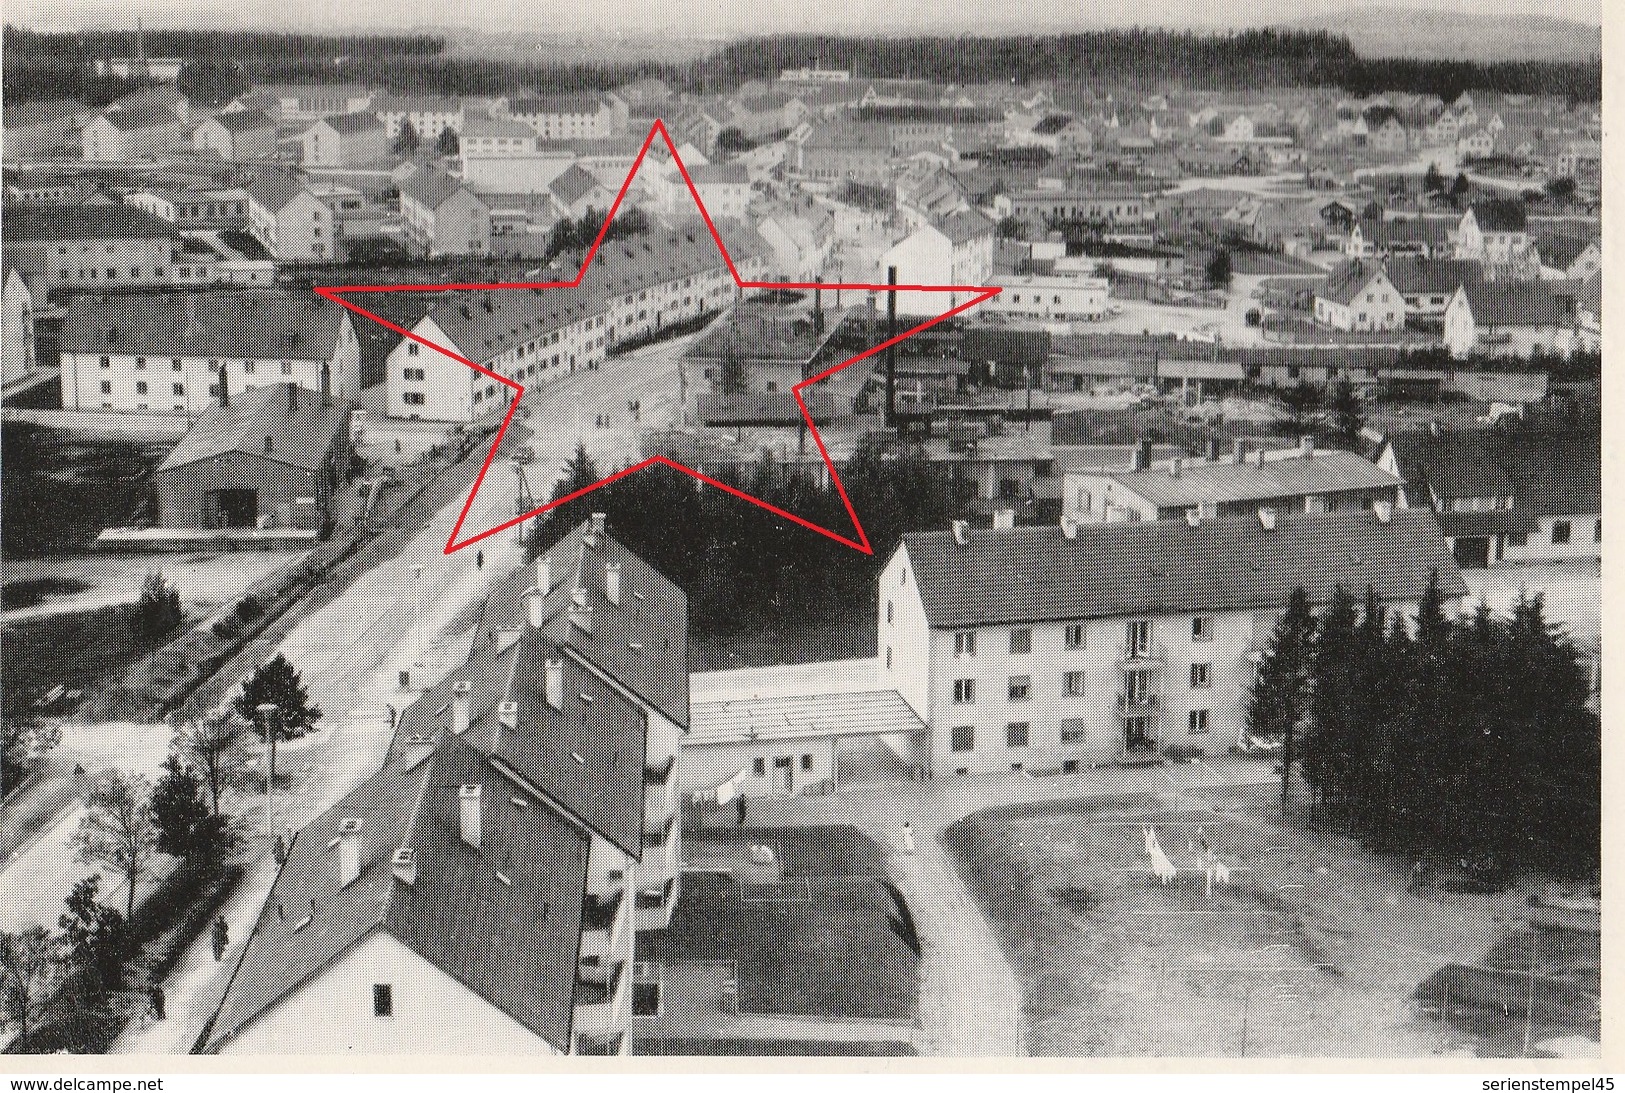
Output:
[794, 120, 893, 184]
[254, 84, 376, 122]
[1375, 426, 1598, 567]
[1345, 214, 1456, 259]
[372, 95, 472, 142]
[125, 186, 252, 230]
[986, 274, 1109, 325]
[2, 266, 38, 385]
[302, 114, 390, 168]
[686, 163, 751, 221]
[4, 205, 180, 289]
[882, 209, 995, 302]
[1313, 259, 1406, 333]
[1360, 107, 1408, 153]
[1531, 230, 1601, 281]
[1382, 257, 1483, 318]
[875, 508, 1466, 773]
[1442, 280, 1575, 358]
[3, 99, 89, 159]
[207, 516, 685, 1055]
[1454, 201, 1534, 273]
[81, 103, 187, 162]
[506, 94, 618, 141]
[548, 164, 615, 220]
[993, 186, 1149, 234]
[246, 173, 339, 261]
[400, 167, 492, 257]
[58, 289, 361, 414]
[192, 109, 279, 161]
[1062, 439, 1402, 526]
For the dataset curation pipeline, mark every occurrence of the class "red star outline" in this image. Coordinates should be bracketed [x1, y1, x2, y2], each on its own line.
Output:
[316, 120, 1001, 556]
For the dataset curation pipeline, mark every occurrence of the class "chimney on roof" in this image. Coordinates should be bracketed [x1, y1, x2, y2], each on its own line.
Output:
[590, 512, 607, 537]
[1374, 499, 1394, 523]
[605, 562, 622, 605]
[450, 680, 472, 735]
[497, 700, 519, 729]
[337, 817, 362, 888]
[569, 588, 593, 634]
[391, 847, 417, 886]
[992, 509, 1015, 530]
[536, 554, 552, 594]
[1061, 517, 1078, 539]
[951, 519, 969, 546]
[1138, 439, 1154, 471]
[1169, 456, 1183, 478]
[287, 381, 299, 413]
[458, 785, 481, 849]
[524, 586, 545, 628]
[1253, 448, 1266, 467]
[544, 658, 564, 711]
[1430, 418, 1442, 437]
[1257, 506, 1278, 531]
[264, 435, 274, 454]
[218, 359, 229, 407]
[1299, 434, 1315, 456]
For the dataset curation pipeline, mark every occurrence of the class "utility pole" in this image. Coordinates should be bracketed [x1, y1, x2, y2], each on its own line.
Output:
[257, 703, 278, 843]
[884, 265, 898, 428]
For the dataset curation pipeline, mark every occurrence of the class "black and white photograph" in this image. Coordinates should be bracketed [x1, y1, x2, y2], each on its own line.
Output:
[0, 0, 1606, 1068]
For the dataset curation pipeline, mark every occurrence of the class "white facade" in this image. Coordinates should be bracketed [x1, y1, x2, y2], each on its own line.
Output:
[1315, 268, 1405, 332]
[2, 270, 37, 385]
[987, 274, 1109, 324]
[249, 187, 336, 262]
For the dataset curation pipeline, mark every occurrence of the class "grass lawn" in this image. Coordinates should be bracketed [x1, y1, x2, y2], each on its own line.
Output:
[635, 1038, 916, 1056]
[1, 423, 166, 559]
[942, 785, 1591, 1058]
[690, 617, 876, 673]
[641, 825, 918, 1022]
[0, 605, 181, 715]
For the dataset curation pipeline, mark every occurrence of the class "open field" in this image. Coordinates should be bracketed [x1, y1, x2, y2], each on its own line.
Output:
[1, 605, 184, 716]
[1, 423, 168, 559]
[943, 785, 1597, 1058]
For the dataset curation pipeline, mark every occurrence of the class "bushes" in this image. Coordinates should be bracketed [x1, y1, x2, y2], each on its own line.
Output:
[211, 594, 265, 640]
[127, 573, 183, 639]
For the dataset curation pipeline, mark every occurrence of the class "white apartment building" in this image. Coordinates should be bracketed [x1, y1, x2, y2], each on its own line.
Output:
[876, 509, 1465, 775]
[506, 94, 618, 140]
[246, 174, 338, 262]
[58, 290, 360, 414]
[986, 273, 1110, 324]
[386, 227, 766, 422]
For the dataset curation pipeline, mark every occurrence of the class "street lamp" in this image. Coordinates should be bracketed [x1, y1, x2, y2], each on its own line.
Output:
[410, 563, 426, 672]
[256, 702, 279, 843]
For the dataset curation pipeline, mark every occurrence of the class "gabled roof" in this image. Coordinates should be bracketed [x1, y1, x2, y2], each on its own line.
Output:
[1454, 280, 1566, 328]
[510, 93, 605, 116]
[4, 205, 178, 243]
[100, 103, 183, 131]
[1534, 231, 1598, 271]
[203, 736, 590, 1054]
[1387, 428, 1598, 516]
[1356, 215, 1455, 247]
[548, 164, 604, 206]
[62, 290, 349, 364]
[466, 116, 538, 140]
[157, 384, 352, 474]
[1382, 257, 1483, 296]
[245, 172, 317, 214]
[1318, 258, 1390, 306]
[935, 207, 994, 245]
[1469, 199, 1528, 233]
[1095, 449, 1402, 510]
[690, 163, 748, 185]
[311, 112, 384, 136]
[899, 508, 1466, 630]
[208, 108, 275, 133]
[401, 166, 479, 212]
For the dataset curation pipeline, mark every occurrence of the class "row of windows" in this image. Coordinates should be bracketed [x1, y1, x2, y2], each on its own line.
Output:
[935, 618, 1211, 656]
[749, 755, 816, 775]
[949, 710, 1215, 752]
[98, 356, 295, 376]
[61, 267, 167, 281]
[948, 663, 1214, 704]
[98, 380, 212, 397]
[1509, 519, 1599, 547]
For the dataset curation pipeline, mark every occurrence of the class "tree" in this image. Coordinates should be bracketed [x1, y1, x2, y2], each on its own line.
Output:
[1449, 171, 1471, 206]
[0, 926, 62, 1046]
[1326, 377, 1364, 450]
[1279, 379, 1322, 428]
[1302, 585, 1360, 817]
[394, 118, 420, 155]
[232, 653, 322, 740]
[70, 771, 158, 922]
[4, 715, 60, 782]
[435, 125, 459, 156]
[151, 754, 226, 860]
[58, 875, 126, 992]
[171, 712, 248, 816]
[717, 126, 753, 154]
[1422, 162, 1445, 193]
[128, 571, 183, 639]
[995, 215, 1026, 240]
[719, 345, 750, 396]
[1247, 586, 1318, 811]
[176, 58, 246, 112]
[1544, 175, 1576, 203]
[1205, 247, 1233, 289]
[527, 442, 601, 557]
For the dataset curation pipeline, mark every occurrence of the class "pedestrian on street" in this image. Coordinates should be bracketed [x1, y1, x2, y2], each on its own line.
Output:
[476, 550, 484, 571]
[902, 821, 916, 855]
[148, 984, 165, 1021]
[736, 795, 748, 826]
[211, 915, 230, 962]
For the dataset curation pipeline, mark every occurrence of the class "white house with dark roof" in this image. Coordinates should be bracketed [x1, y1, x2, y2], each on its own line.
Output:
[548, 163, 615, 219]
[205, 515, 685, 1056]
[192, 109, 278, 161]
[1313, 259, 1405, 332]
[399, 166, 491, 257]
[4, 205, 181, 289]
[58, 290, 360, 414]
[302, 113, 390, 168]
[246, 173, 337, 261]
[1443, 280, 1575, 358]
[876, 509, 1466, 774]
[881, 208, 995, 303]
[2, 266, 38, 386]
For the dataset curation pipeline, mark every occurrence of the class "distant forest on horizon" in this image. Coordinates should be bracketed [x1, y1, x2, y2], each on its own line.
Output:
[2, 24, 1602, 109]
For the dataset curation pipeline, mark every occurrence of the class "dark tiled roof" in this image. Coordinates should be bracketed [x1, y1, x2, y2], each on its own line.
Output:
[61, 290, 349, 362]
[4, 205, 178, 242]
[1319, 258, 1387, 306]
[1387, 431, 1517, 502]
[1471, 199, 1528, 233]
[102, 103, 183, 131]
[158, 384, 351, 474]
[1359, 215, 1454, 247]
[400, 166, 474, 211]
[245, 172, 315, 214]
[935, 207, 994, 245]
[1391, 428, 1598, 518]
[1457, 281, 1567, 328]
[900, 508, 1466, 630]
[1535, 231, 1597, 271]
[548, 164, 603, 206]
[1383, 257, 1482, 296]
[314, 112, 384, 135]
[1032, 114, 1075, 135]
[211, 109, 275, 133]
[205, 737, 589, 1053]
[510, 93, 605, 116]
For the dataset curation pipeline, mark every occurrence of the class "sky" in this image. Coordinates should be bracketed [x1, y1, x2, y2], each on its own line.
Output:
[8, 0, 1602, 34]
